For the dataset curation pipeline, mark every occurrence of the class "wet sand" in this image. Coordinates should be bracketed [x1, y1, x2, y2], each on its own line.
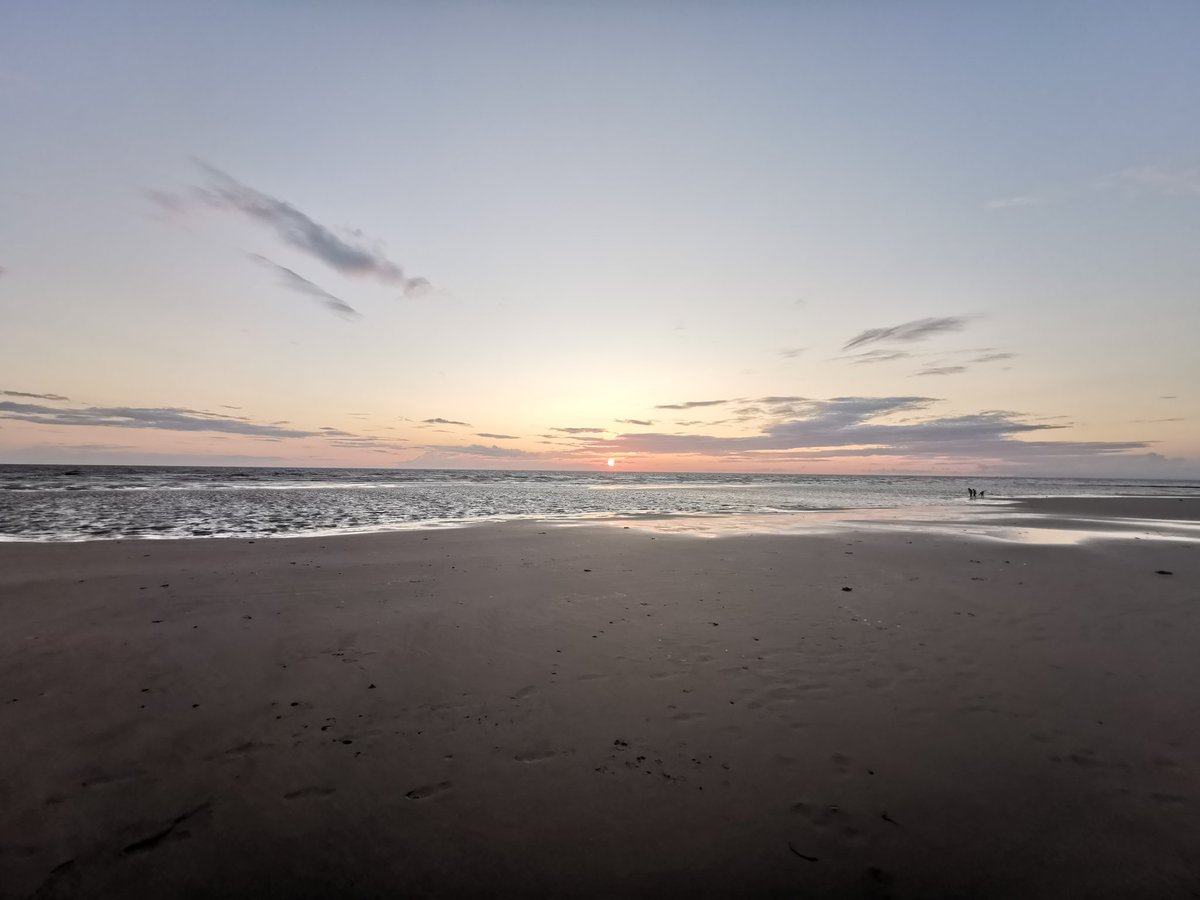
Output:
[1, 504, 1198, 898]
[1010, 495, 1200, 523]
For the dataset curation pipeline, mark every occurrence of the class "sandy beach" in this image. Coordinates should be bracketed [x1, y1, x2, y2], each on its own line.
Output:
[2, 499, 1198, 898]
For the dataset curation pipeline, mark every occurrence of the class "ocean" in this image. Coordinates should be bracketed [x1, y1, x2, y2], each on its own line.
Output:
[1, 465, 1197, 542]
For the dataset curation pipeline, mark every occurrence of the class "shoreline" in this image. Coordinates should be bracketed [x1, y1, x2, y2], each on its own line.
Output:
[2, 519, 1198, 897]
[1, 496, 1198, 547]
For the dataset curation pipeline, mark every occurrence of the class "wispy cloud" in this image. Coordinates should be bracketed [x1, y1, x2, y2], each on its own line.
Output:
[423, 417, 472, 427]
[157, 162, 431, 298]
[838, 349, 911, 365]
[615, 419, 654, 426]
[843, 317, 967, 351]
[3, 390, 69, 402]
[779, 347, 806, 359]
[915, 365, 967, 376]
[324, 435, 408, 451]
[654, 399, 730, 410]
[0, 401, 333, 439]
[250, 255, 359, 319]
[972, 352, 1016, 364]
[475, 432, 519, 439]
[420, 443, 541, 459]
[551, 427, 606, 434]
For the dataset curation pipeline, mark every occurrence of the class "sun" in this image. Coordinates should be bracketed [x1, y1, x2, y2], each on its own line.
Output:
[607, 458, 616, 467]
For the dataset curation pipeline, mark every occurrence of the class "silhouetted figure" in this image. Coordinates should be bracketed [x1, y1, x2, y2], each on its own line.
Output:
[979, 490, 986, 499]
[968, 487, 976, 499]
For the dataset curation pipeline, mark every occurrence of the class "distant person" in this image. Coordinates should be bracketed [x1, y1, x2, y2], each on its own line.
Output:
[968, 487, 976, 500]
[980, 490, 986, 499]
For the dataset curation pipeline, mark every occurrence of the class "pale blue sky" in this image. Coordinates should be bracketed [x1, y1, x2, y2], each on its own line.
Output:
[1, 1, 1197, 473]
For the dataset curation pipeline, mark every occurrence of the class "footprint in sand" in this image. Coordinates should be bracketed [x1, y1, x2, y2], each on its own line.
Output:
[790, 800, 865, 841]
[405, 781, 452, 800]
[510, 686, 537, 701]
[121, 802, 212, 855]
[514, 749, 557, 763]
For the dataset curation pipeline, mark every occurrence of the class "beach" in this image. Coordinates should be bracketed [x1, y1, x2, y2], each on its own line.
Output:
[2, 498, 1198, 898]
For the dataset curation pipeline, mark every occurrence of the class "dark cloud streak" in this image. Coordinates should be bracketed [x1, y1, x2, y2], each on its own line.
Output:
[843, 317, 968, 351]
[915, 366, 967, 376]
[1, 402, 334, 439]
[250, 255, 359, 319]
[3, 390, 69, 402]
[589, 396, 1149, 463]
[162, 163, 431, 298]
[654, 399, 730, 410]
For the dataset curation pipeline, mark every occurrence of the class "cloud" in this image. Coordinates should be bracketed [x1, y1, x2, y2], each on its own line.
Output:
[324, 436, 408, 450]
[838, 349, 912, 365]
[842, 317, 968, 351]
[0, 446, 293, 467]
[420, 443, 541, 459]
[915, 365, 967, 376]
[654, 399, 730, 410]
[399, 277, 433, 299]
[551, 427, 606, 434]
[615, 419, 654, 426]
[578, 396, 1149, 465]
[0, 401, 337, 439]
[779, 347, 806, 358]
[163, 162, 431, 297]
[972, 352, 1016, 363]
[475, 432, 519, 439]
[250, 255, 359, 318]
[3, 390, 69, 402]
[422, 417, 472, 427]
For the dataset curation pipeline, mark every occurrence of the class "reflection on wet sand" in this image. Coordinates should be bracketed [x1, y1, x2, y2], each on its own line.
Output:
[590, 499, 1200, 546]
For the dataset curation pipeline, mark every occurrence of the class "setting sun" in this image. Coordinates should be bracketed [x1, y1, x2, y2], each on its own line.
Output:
[607, 458, 616, 467]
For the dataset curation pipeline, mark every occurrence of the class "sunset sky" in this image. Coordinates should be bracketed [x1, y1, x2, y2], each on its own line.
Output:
[2, 1, 1197, 475]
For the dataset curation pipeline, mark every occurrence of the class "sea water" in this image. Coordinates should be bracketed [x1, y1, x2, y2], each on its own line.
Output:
[1, 465, 1196, 541]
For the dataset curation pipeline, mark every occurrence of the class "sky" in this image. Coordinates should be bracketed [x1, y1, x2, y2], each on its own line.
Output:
[1, 1, 1198, 475]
